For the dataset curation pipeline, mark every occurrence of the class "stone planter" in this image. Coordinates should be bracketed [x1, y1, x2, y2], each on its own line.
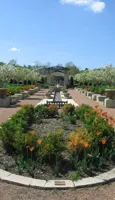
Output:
[25, 90, 31, 95]
[84, 91, 88, 96]
[87, 92, 93, 99]
[105, 89, 115, 99]
[14, 94, 23, 100]
[29, 89, 35, 95]
[104, 98, 115, 108]
[97, 95, 107, 103]
[97, 95, 107, 106]
[34, 87, 39, 92]
[0, 88, 7, 98]
[81, 90, 85, 94]
[21, 91, 29, 99]
[10, 96, 19, 105]
[0, 97, 10, 107]
[92, 94, 99, 101]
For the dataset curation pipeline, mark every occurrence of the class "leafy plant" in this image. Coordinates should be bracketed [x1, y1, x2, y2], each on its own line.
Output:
[48, 104, 58, 117]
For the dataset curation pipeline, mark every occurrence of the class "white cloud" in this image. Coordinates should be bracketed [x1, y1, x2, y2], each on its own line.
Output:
[9, 47, 20, 52]
[60, 0, 91, 5]
[60, 0, 105, 13]
[90, 1, 105, 12]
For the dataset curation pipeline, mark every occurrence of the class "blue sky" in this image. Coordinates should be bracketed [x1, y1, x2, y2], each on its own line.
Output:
[0, 0, 115, 69]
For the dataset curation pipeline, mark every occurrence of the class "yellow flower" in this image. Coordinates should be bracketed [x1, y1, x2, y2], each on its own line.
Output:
[37, 139, 42, 145]
[59, 129, 63, 134]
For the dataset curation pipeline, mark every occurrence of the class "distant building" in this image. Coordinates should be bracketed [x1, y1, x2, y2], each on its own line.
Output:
[40, 66, 69, 86]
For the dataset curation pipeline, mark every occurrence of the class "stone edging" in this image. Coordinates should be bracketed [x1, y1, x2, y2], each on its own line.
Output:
[0, 168, 115, 189]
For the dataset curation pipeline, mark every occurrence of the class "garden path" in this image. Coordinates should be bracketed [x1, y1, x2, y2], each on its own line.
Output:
[69, 89, 115, 118]
[0, 89, 48, 124]
[54, 92, 62, 101]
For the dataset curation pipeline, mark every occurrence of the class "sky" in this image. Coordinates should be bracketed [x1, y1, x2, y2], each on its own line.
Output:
[0, 0, 115, 69]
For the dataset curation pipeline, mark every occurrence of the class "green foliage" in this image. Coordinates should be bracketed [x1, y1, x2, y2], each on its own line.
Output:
[48, 104, 59, 117]
[69, 76, 74, 88]
[1, 105, 34, 153]
[40, 84, 49, 89]
[62, 104, 75, 116]
[69, 171, 81, 181]
[65, 62, 79, 76]
[34, 105, 49, 122]
[37, 133, 65, 164]
[68, 115, 76, 124]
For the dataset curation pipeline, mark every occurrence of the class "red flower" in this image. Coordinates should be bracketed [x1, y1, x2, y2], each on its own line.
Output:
[101, 140, 107, 145]
[96, 131, 100, 136]
[102, 112, 108, 117]
[109, 116, 114, 121]
[95, 105, 99, 109]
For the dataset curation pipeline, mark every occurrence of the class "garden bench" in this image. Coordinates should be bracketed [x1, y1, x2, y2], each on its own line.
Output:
[46, 101, 68, 109]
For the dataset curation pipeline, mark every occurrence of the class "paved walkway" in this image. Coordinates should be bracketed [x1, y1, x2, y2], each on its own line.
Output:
[0, 89, 48, 124]
[69, 89, 115, 118]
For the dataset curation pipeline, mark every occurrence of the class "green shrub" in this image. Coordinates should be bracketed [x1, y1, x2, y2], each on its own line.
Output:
[37, 133, 65, 165]
[48, 104, 58, 117]
[68, 115, 76, 124]
[62, 104, 75, 116]
[34, 105, 49, 120]
[1, 105, 34, 153]
[40, 84, 49, 89]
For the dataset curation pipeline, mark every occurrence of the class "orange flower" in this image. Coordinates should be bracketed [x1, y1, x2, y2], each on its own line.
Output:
[95, 105, 99, 109]
[109, 116, 114, 121]
[37, 139, 42, 145]
[29, 146, 34, 152]
[101, 140, 107, 145]
[96, 131, 100, 136]
[84, 142, 89, 148]
[109, 124, 113, 127]
[73, 141, 78, 147]
[102, 112, 108, 117]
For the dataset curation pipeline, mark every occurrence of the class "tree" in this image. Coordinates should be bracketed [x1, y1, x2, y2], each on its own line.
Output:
[8, 59, 17, 66]
[65, 62, 79, 76]
[69, 76, 74, 87]
[0, 61, 5, 66]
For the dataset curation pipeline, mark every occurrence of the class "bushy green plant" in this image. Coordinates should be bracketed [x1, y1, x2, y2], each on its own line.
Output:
[34, 105, 49, 121]
[1, 105, 35, 153]
[62, 104, 75, 116]
[48, 104, 58, 117]
[69, 171, 81, 181]
[68, 115, 76, 124]
[37, 133, 65, 165]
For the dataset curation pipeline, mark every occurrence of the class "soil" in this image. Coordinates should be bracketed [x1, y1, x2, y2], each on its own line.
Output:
[30, 117, 84, 137]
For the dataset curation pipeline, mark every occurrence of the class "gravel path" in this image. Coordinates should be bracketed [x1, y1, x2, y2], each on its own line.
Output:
[0, 89, 48, 124]
[69, 89, 115, 117]
[0, 180, 115, 200]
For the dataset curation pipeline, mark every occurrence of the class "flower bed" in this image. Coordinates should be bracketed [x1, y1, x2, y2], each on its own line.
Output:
[82, 85, 115, 96]
[5, 85, 36, 96]
[0, 104, 115, 180]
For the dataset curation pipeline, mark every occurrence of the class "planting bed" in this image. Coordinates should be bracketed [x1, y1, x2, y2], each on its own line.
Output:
[0, 104, 115, 181]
